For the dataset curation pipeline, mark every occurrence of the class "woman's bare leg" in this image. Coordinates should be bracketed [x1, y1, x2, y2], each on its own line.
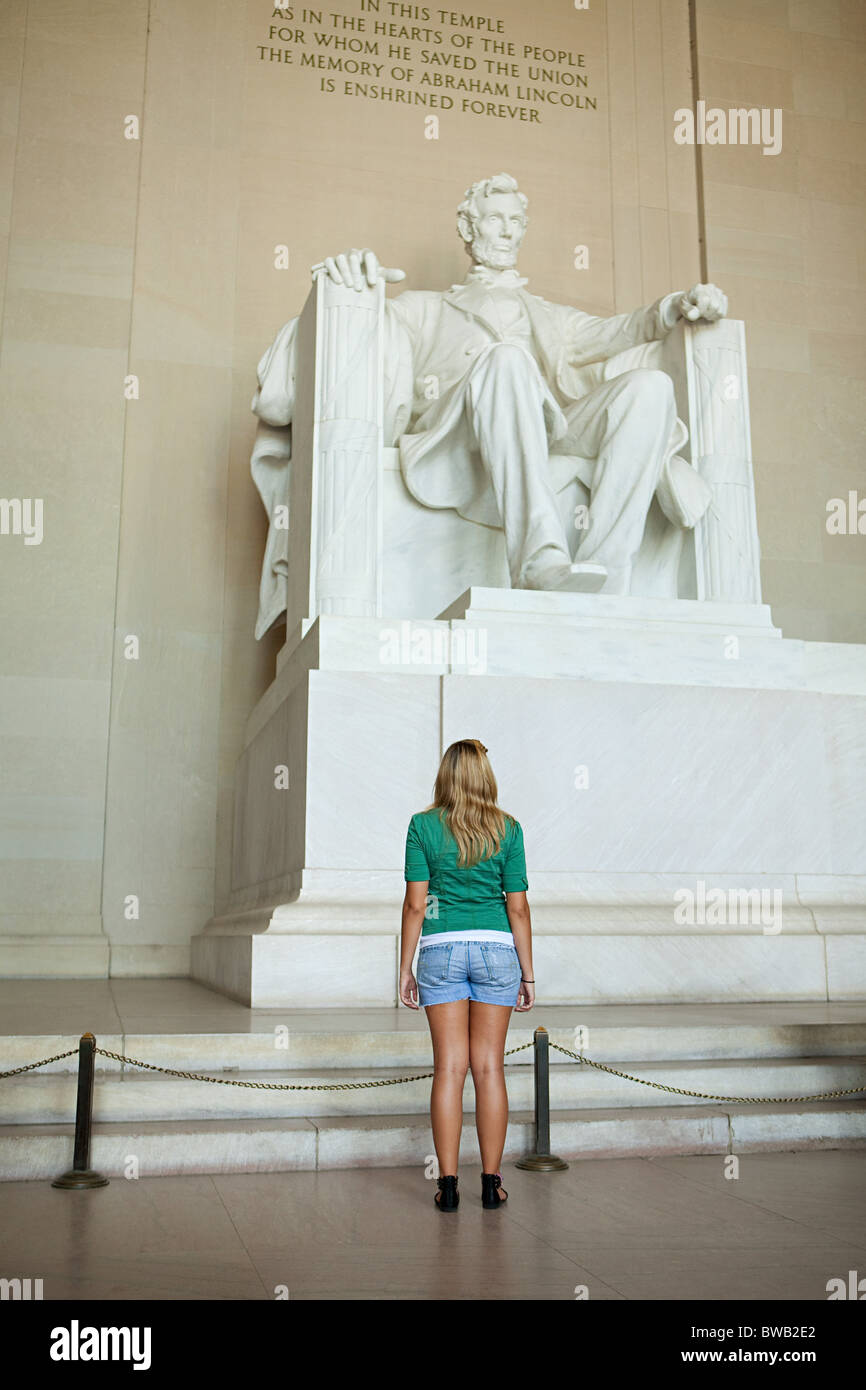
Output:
[469, 1001, 513, 1177]
[425, 999, 470, 1178]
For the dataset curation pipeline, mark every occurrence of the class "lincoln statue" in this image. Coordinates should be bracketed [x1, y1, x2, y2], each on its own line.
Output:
[250, 172, 727, 638]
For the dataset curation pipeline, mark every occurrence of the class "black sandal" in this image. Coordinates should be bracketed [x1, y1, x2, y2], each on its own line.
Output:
[435, 1174, 459, 1210]
[481, 1171, 508, 1208]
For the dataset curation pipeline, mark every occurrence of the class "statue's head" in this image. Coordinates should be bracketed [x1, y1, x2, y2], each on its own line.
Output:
[457, 173, 529, 270]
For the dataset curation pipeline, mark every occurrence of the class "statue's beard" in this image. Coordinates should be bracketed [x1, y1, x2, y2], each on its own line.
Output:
[470, 234, 521, 269]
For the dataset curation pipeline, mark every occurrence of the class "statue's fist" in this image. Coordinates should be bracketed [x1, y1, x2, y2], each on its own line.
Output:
[677, 282, 727, 323]
[313, 248, 406, 291]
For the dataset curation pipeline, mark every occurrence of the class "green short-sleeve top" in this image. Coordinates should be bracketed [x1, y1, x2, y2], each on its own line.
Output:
[404, 807, 529, 938]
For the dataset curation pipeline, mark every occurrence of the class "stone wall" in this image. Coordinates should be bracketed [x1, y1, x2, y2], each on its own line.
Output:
[0, 0, 861, 978]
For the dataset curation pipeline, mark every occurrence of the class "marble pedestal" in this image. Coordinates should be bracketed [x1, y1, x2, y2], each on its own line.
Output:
[191, 591, 866, 1008]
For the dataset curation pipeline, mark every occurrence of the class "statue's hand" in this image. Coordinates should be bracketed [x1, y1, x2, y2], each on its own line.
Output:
[313, 248, 406, 291]
[676, 282, 727, 323]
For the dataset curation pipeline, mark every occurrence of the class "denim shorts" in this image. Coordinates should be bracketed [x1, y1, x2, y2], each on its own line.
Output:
[416, 939, 522, 1007]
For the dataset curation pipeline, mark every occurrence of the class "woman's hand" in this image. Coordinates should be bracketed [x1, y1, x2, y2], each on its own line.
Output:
[399, 968, 420, 1009]
[514, 979, 535, 1011]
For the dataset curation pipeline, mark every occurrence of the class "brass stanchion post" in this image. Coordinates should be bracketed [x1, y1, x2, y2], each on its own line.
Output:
[51, 1032, 109, 1189]
[515, 1025, 568, 1171]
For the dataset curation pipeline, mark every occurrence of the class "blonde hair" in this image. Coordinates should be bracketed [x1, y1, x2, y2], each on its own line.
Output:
[426, 739, 514, 868]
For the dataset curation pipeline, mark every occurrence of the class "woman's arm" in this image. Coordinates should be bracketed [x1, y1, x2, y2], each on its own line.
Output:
[399, 880, 428, 1008]
[505, 890, 535, 999]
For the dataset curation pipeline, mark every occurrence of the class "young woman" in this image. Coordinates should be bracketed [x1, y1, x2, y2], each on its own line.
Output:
[399, 739, 535, 1212]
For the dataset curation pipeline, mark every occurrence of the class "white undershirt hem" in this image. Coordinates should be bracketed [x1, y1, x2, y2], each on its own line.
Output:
[418, 930, 514, 949]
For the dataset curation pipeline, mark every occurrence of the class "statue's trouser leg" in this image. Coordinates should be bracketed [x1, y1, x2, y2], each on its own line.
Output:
[561, 368, 677, 595]
[464, 343, 569, 585]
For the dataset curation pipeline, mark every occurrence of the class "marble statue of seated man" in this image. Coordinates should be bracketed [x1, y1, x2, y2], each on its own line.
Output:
[316, 171, 727, 596]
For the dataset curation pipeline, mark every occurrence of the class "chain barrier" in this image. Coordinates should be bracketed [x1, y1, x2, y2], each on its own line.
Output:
[2, 1038, 863, 1103]
[0, 1049, 78, 1080]
[548, 1041, 866, 1103]
[90, 1042, 535, 1090]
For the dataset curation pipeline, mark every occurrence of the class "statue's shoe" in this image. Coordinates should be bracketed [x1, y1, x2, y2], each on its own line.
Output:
[520, 561, 608, 593]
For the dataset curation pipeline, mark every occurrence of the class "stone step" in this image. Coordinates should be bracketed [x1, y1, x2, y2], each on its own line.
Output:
[1, 1100, 864, 1181]
[2, 1056, 864, 1124]
[6, 1015, 866, 1074]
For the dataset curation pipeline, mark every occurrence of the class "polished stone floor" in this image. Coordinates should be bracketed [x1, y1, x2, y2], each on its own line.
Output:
[2, 980, 864, 1299]
[1, 1149, 863, 1300]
